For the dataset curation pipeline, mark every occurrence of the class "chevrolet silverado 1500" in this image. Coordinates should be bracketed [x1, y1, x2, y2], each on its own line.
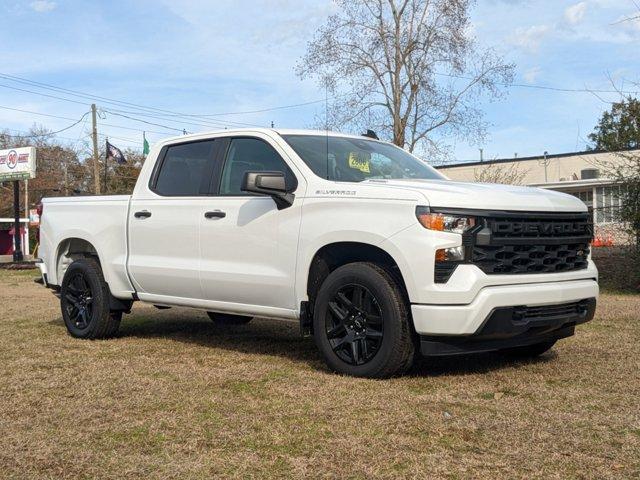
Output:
[37, 129, 598, 378]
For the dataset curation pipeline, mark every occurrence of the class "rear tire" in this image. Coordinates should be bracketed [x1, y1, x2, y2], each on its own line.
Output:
[60, 258, 121, 339]
[313, 262, 415, 378]
[207, 312, 253, 325]
[500, 340, 556, 358]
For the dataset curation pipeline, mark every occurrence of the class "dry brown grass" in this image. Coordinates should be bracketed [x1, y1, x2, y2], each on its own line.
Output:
[0, 268, 638, 479]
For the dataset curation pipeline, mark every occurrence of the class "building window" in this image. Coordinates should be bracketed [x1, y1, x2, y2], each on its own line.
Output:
[595, 185, 622, 224]
[569, 190, 593, 208]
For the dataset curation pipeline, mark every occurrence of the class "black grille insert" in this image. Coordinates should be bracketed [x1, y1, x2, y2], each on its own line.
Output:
[512, 300, 590, 322]
[473, 242, 590, 274]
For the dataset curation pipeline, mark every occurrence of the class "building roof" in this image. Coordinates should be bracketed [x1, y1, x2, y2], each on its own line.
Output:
[436, 147, 640, 169]
[530, 178, 616, 189]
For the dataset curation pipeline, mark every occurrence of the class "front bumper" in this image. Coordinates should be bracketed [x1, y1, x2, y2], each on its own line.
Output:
[419, 297, 596, 355]
[35, 259, 49, 287]
[411, 278, 598, 337]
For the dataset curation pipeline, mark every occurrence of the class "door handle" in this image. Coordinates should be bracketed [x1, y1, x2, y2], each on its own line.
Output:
[204, 210, 226, 219]
[134, 210, 152, 219]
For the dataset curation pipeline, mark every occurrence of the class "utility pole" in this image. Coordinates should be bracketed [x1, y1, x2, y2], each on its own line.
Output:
[12, 180, 22, 262]
[104, 137, 108, 194]
[91, 103, 100, 195]
[24, 179, 29, 256]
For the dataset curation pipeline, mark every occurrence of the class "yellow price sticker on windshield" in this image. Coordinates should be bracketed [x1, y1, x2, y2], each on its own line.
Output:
[348, 152, 370, 173]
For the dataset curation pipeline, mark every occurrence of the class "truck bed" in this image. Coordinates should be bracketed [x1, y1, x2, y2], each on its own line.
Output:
[39, 195, 135, 297]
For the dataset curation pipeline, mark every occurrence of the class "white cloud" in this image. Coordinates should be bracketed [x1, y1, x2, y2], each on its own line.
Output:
[523, 66, 542, 84]
[564, 2, 587, 25]
[508, 25, 552, 53]
[29, 1, 56, 13]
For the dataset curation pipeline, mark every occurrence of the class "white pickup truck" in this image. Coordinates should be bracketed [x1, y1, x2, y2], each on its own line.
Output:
[37, 128, 598, 378]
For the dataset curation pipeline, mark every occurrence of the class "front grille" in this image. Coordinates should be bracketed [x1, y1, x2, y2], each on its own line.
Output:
[473, 242, 590, 274]
[469, 212, 592, 276]
[513, 300, 590, 322]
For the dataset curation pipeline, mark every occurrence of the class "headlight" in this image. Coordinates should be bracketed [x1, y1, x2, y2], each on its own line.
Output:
[415, 207, 476, 234]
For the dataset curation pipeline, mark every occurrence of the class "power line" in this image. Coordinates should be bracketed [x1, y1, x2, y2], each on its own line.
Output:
[4, 70, 640, 147]
[165, 98, 329, 117]
[99, 109, 187, 133]
[0, 126, 81, 143]
[101, 107, 262, 132]
[0, 73, 278, 129]
[435, 72, 640, 95]
[0, 73, 191, 118]
[100, 106, 264, 129]
[96, 132, 140, 144]
[0, 105, 176, 136]
[0, 105, 80, 122]
[4, 70, 639, 134]
[0, 72, 338, 131]
[0, 112, 90, 139]
[610, 14, 640, 25]
[0, 71, 328, 119]
[0, 83, 89, 106]
[0, 82, 209, 131]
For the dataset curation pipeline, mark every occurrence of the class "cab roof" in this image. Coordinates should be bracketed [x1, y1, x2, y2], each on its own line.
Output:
[159, 128, 383, 145]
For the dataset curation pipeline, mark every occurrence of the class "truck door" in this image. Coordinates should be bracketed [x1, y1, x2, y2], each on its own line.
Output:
[128, 139, 219, 300]
[199, 135, 304, 312]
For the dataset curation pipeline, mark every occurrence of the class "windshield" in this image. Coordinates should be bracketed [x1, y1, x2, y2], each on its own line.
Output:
[281, 135, 446, 182]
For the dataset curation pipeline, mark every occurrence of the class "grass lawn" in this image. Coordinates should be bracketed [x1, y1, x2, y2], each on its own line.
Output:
[0, 268, 638, 479]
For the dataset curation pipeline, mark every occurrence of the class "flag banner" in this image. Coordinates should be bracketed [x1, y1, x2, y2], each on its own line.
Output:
[143, 133, 150, 155]
[106, 140, 126, 164]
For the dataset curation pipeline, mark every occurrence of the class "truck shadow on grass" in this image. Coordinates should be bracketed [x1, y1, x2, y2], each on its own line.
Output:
[47, 312, 555, 377]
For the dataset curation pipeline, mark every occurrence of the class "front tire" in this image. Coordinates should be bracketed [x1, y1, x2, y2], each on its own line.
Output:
[60, 258, 121, 339]
[207, 312, 253, 325]
[313, 262, 415, 378]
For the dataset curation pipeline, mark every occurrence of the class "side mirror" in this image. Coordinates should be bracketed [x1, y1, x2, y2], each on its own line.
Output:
[241, 171, 295, 209]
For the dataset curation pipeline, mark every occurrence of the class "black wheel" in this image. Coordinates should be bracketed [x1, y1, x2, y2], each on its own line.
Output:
[313, 262, 415, 378]
[207, 312, 253, 325]
[500, 340, 556, 358]
[60, 258, 121, 339]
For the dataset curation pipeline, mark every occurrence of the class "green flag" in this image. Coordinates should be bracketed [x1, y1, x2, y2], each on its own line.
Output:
[143, 132, 150, 155]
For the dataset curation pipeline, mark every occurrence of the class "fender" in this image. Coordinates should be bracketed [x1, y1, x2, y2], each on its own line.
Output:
[52, 229, 134, 299]
[295, 229, 417, 306]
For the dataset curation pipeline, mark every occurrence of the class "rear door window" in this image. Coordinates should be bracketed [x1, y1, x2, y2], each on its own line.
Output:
[153, 140, 217, 196]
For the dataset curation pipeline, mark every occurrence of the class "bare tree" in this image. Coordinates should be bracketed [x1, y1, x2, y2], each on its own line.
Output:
[473, 162, 529, 185]
[297, 0, 514, 159]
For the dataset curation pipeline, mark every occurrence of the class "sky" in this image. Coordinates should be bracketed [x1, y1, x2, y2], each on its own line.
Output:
[0, 0, 639, 164]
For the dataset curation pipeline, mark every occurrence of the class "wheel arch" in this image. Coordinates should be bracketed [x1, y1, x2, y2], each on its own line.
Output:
[55, 237, 134, 312]
[54, 236, 103, 285]
[304, 241, 411, 308]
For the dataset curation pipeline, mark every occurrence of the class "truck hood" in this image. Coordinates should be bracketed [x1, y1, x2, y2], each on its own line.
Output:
[363, 179, 586, 212]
